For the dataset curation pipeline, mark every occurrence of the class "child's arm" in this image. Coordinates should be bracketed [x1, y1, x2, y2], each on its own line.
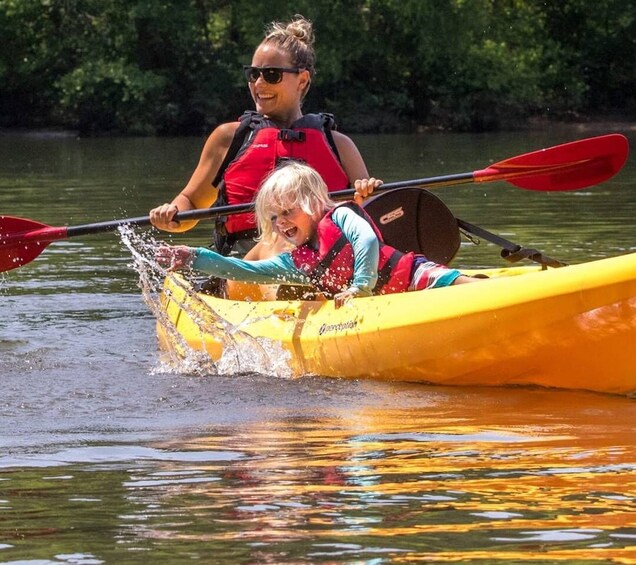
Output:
[156, 245, 310, 286]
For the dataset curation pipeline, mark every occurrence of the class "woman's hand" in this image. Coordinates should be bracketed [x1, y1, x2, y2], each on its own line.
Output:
[150, 203, 181, 231]
[353, 178, 383, 205]
[155, 245, 195, 271]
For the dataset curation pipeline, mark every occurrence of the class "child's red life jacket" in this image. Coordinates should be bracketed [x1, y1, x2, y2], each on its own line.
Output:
[290, 203, 415, 296]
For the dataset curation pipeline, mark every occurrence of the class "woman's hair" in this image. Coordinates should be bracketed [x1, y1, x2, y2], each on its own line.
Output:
[255, 161, 335, 243]
[262, 15, 316, 97]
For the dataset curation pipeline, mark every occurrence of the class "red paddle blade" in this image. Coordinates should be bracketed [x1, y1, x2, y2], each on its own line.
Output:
[474, 134, 629, 191]
[0, 216, 67, 272]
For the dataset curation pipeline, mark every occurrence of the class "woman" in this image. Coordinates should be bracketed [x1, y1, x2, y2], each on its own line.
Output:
[149, 15, 379, 261]
[156, 163, 480, 309]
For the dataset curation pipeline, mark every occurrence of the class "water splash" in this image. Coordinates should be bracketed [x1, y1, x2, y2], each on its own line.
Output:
[118, 226, 293, 379]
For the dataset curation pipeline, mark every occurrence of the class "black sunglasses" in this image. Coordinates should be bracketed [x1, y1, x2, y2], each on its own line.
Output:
[243, 65, 302, 84]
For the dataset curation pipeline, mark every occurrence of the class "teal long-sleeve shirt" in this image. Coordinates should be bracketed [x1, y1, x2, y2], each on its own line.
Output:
[192, 206, 380, 295]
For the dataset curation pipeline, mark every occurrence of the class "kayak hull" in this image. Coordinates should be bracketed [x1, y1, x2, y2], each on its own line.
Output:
[157, 253, 636, 395]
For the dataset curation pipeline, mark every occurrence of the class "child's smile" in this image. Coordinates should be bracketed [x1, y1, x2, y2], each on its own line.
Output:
[271, 206, 318, 246]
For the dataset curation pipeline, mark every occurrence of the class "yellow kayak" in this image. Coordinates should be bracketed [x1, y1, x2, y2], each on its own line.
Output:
[157, 253, 636, 396]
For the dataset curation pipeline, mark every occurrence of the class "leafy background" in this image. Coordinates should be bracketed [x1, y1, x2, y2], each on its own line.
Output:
[1, 0, 634, 135]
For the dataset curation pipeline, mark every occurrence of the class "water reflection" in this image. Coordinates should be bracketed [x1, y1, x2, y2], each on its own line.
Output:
[1, 387, 635, 562]
[110, 390, 635, 562]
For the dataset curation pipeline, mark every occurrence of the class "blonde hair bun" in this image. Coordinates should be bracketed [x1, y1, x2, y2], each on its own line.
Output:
[266, 15, 314, 47]
[263, 15, 316, 76]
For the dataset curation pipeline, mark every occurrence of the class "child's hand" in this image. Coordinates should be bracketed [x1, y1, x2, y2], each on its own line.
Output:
[156, 245, 195, 271]
[333, 288, 360, 309]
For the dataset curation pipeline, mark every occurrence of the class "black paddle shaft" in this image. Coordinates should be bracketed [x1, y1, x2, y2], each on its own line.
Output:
[64, 175, 477, 239]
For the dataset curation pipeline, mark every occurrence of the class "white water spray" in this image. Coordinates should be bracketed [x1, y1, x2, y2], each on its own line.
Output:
[118, 226, 293, 379]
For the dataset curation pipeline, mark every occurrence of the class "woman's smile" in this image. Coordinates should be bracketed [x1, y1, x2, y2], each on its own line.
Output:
[249, 45, 307, 125]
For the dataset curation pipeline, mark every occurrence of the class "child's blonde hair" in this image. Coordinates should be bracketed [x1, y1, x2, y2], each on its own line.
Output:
[255, 161, 335, 243]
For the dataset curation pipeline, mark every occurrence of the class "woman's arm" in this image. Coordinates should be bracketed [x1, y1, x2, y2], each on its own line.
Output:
[149, 122, 239, 232]
[332, 131, 382, 204]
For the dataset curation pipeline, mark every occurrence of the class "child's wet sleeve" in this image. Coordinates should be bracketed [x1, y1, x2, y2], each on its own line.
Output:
[193, 248, 310, 285]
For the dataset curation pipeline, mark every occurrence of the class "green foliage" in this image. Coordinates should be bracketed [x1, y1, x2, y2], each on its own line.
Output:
[56, 60, 167, 134]
[0, 0, 633, 134]
[540, 0, 636, 115]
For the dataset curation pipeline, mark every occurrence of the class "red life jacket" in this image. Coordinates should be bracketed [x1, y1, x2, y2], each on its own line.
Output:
[213, 112, 350, 235]
[290, 203, 415, 296]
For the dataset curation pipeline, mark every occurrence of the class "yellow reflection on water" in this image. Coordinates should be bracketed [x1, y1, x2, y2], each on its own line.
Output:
[142, 387, 636, 562]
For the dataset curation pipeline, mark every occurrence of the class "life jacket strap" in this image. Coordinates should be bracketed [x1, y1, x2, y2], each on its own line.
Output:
[375, 247, 406, 293]
[278, 129, 306, 142]
[308, 234, 349, 289]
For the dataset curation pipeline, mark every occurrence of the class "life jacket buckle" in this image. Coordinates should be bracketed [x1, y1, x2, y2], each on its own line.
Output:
[278, 129, 305, 142]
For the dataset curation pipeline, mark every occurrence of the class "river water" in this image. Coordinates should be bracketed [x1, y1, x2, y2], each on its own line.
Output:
[1, 125, 635, 563]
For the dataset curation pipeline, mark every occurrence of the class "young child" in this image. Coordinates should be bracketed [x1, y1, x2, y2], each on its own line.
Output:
[156, 162, 479, 308]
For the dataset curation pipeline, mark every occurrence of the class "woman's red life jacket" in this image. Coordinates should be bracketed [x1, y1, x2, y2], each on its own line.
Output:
[214, 112, 350, 234]
[290, 203, 415, 296]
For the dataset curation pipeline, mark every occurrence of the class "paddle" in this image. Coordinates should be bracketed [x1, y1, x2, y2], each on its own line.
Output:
[0, 134, 628, 272]
[362, 188, 568, 268]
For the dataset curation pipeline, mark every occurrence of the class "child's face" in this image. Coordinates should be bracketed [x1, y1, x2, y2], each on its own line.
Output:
[270, 205, 319, 246]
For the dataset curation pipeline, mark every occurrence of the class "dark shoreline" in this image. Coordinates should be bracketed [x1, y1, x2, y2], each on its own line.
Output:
[1, 116, 634, 139]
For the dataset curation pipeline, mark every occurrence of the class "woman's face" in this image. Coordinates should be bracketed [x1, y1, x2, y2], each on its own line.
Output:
[248, 44, 310, 122]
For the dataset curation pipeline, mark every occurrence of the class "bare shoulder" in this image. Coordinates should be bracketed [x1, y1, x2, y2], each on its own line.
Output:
[331, 130, 357, 150]
[331, 131, 369, 179]
[332, 130, 364, 160]
[205, 121, 241, 150]
[182, 120, 243, 199]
